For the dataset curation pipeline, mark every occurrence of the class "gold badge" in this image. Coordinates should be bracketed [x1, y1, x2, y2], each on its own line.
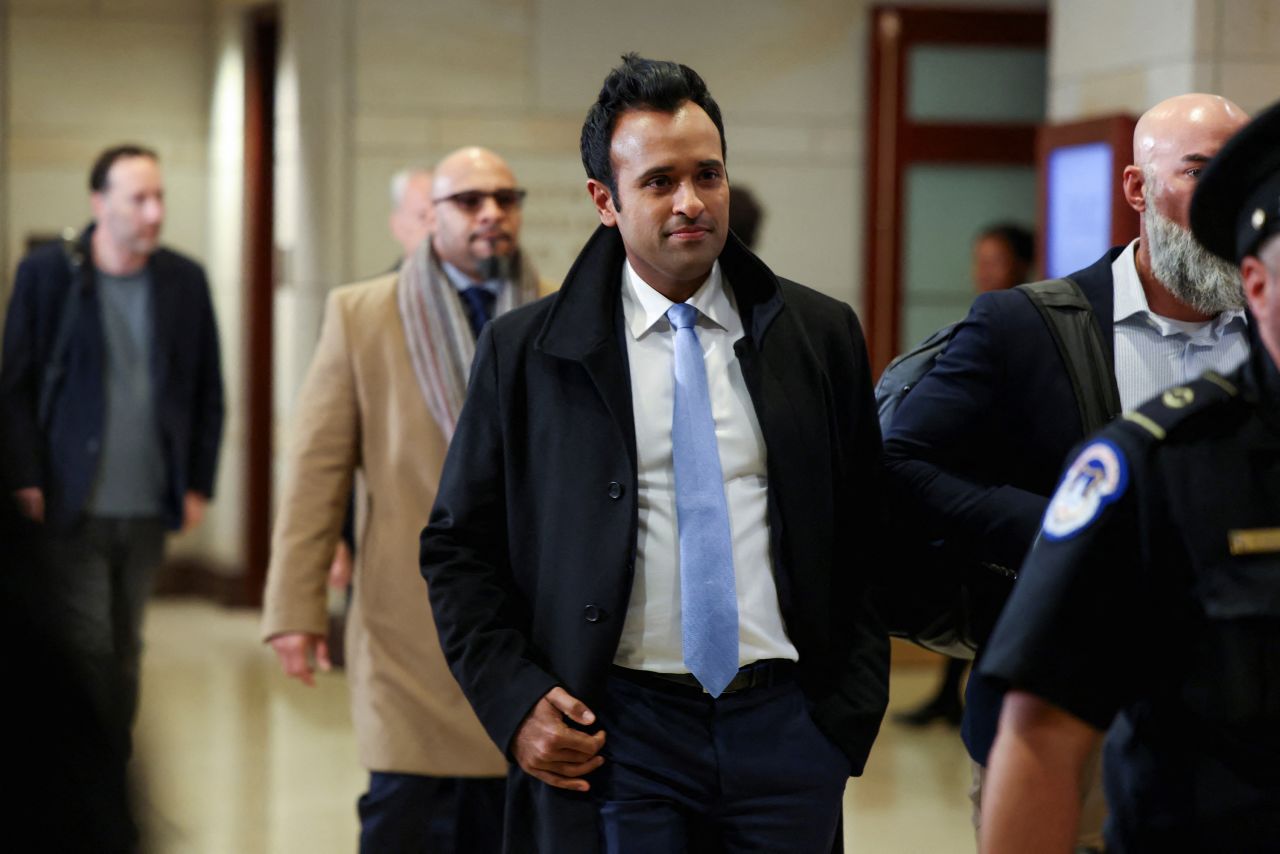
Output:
[1162, 387, 1194, 409]
[1229, 528, 1280, 555]
[1253, 208, 1267, 231]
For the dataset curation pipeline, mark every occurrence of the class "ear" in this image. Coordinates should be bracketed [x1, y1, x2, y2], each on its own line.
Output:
[89, 191, 106, 220]
[1241, 256, 1268, 314]
[1122, 165, 1146, 213]
[587, 179, 617, 227]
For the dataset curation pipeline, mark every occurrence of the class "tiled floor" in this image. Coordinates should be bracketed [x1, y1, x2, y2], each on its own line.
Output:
[135, 599, 974, 853]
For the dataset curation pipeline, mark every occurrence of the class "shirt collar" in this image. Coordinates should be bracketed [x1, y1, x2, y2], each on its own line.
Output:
[621, 259, 734, 340]
[1112, 238, 1248, 341]
[1111, 240, 1148, 325]
[442, 260, 503, 296]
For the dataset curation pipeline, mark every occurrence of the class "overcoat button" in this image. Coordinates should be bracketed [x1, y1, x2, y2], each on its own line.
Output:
[607, 481, 624, 499]
[583, 605, 601, 623]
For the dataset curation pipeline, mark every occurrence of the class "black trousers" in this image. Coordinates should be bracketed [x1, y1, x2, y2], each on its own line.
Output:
[39, 516, 166, 752]
[358, 772, 506, 853]
[593, 667, 850, 853]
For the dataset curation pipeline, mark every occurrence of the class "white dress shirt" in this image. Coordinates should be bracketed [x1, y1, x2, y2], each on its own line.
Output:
[1111, 240, 1249, 410]
[613, 259, 799, 673]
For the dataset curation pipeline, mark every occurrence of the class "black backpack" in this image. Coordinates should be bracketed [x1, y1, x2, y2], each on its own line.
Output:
[874, 278, 1121, 658]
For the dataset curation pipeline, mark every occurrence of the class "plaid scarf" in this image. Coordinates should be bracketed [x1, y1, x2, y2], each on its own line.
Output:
[396, 242, 539, 439]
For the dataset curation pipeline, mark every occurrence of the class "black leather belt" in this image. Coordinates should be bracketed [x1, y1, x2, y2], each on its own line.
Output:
[611, 659, 796, 697]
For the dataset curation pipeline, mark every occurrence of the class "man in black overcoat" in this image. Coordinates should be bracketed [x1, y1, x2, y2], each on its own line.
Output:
[422, 54, 888, 853]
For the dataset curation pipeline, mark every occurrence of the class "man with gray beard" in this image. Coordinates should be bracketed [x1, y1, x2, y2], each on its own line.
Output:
[883, 92, 1249, 852]
[1143, 175, 1244, 316]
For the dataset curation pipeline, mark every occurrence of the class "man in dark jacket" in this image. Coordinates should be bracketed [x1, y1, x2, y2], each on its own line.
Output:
[979, 97, 1280, 854]
[0, 143, 224, 752]
[422, 54, 887, 852]
[883, 93, 1250, 849]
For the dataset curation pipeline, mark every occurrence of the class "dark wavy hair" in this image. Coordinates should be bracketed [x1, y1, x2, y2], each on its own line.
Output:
[978, 222, 1035, 266]
[89, 144, 159, 193]
[580, 53, 725, 210]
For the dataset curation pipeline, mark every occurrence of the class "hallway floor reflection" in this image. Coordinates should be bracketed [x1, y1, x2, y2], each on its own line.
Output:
[136, 599, 973, 853]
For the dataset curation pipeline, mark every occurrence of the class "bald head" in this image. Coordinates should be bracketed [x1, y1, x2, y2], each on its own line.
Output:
[1126, 93, 1249, 231]
[432, 147, 517, 200]
[430, 147, 524, 278]
[389, 168, 434, 257]
[1133, 94, 1249, 169]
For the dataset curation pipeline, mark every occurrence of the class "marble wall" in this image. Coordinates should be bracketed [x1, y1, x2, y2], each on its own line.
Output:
[1049, 0, 1280, 119]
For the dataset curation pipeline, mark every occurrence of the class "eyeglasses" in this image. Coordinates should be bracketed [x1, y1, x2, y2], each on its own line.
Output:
[433, 188, 527, 212]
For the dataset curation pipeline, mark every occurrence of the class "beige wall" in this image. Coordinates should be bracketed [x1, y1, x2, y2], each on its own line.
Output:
[3, 0, 212, 284]
[1049, 0, 1280, 119]
[339, 0, 1047, 306]
[345, 0, 870, 301]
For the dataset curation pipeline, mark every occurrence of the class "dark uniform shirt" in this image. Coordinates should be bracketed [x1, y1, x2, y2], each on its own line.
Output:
[977, 338, 1280, 853]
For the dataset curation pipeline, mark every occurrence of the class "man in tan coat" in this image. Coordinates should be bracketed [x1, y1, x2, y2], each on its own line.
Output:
[263, 147, 551, 852]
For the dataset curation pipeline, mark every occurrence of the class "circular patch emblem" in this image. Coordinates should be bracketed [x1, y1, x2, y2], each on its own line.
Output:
[1042, 439, 1129, 541]
[1162, 387, 1194, 409]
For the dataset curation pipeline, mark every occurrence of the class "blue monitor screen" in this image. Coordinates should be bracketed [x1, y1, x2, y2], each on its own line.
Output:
[1046, 141, 1113, 278]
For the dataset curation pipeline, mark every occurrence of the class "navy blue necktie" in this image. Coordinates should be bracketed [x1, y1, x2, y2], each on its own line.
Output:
[667, 302, 739, 697]
[460, 285, 496, 339]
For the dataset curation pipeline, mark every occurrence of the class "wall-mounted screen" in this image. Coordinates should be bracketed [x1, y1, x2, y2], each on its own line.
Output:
[1045, 141, 1113, 278]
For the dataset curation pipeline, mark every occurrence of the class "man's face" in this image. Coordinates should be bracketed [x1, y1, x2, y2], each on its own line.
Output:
[971, 235, 1025, 292]
[430, 154, 522, 279]
[1244, 238, 1280, 364]
[91, 155, 165, 258]
[589, 103, 729, 299]
[390, 173, 434, 257]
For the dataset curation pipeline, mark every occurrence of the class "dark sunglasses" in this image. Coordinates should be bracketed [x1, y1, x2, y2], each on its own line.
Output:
[433, 188, 527, 212]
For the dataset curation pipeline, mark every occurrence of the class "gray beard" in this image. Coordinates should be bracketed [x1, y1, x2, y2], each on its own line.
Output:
[1144, 204, 1244, 315]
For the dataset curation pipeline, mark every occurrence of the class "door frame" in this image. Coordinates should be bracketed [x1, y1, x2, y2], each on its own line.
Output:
[863, 5, 1048, 376]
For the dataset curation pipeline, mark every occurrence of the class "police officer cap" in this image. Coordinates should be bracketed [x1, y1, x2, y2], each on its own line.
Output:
[1191, 98, 1280, 263]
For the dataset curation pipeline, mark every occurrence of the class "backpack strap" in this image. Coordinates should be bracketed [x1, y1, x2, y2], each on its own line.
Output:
[38, 230, 90, 429]
[1018, 277, 1122, 434]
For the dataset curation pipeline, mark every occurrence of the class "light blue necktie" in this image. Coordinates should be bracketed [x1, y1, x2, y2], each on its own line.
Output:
[667, 302, 739, 697]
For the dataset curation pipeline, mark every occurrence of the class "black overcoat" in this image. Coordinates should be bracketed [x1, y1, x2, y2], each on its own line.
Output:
[422, 225, 889, 852]
[0, 224, 224, 530]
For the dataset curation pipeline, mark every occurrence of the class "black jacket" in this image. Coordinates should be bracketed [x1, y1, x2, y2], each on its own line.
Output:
[883, 248, 1121, 762]
[0, 226, 224, 530]
[422, 225, 889, 852]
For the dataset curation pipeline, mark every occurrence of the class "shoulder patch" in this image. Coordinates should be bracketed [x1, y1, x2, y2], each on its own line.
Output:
[1042, 439, 1130, 541]
[1122, 371, 1239, 440]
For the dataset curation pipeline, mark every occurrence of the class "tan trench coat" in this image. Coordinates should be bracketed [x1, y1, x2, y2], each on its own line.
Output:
[262, 272, 537, 776]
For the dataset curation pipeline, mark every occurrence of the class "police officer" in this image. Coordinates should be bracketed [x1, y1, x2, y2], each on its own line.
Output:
[975, 97, 1280, 853]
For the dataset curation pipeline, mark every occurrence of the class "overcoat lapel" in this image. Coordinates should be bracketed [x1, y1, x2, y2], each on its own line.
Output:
[720, 237, 835, 614]
[719, 234, 826, 482]
[535, 226, 637, 470]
